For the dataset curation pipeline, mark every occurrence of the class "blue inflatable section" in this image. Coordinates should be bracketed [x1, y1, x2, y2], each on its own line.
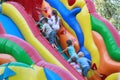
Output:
[44, 68, 62, 80]
[0, 5, 2, 12]
[46, 0, 91, 60]
[0, 14, 24, 40]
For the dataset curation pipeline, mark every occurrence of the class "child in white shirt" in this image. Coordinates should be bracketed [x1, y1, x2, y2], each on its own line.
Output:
[42, 18, 57, 49]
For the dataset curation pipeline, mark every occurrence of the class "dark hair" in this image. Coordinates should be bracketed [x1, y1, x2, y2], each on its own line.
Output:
[42, 18, 48, 23]
[52, 10, 58, 24]
[66, 40, 72, 46]
[71, 57, 77, 63]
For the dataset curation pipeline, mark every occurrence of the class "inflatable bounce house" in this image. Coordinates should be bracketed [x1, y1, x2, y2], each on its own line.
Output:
[0, 0, 120, 80]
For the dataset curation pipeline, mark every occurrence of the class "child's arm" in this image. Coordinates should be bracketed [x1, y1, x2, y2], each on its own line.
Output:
[36, 7, 47, 11]
[60, 47, 68, 54]
[41, 25, 46, 32]
[48, 18, 53, 25]
[36, 21, 40, 25]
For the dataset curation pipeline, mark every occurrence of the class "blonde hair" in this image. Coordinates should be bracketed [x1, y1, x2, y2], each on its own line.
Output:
[78, 52, 84, 57]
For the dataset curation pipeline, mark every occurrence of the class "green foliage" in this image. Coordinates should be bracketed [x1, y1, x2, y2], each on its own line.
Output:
[94, 0, 120, 31]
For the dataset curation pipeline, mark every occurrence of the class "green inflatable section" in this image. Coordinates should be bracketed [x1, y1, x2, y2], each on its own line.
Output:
[0, 38, 34, 65]
[91, 15, 120, 62]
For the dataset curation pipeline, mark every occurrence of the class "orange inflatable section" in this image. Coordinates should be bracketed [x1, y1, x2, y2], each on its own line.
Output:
[89, 31, 120, 80]
[57, 26, 80, 57]
[41, 1, 52, 18]
[0, 54, 16, 65]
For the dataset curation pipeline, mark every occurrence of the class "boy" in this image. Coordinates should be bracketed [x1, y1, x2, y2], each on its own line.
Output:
[77, 52, 91, 80]
[42, 18, 57, 49]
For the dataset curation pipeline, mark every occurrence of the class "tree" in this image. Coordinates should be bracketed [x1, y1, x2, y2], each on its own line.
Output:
[94, 0, 120, 31]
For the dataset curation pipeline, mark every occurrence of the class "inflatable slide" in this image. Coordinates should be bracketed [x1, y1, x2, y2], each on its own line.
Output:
[45, 0, 120, 80]
[1, 0, 120, 80]
[0, 2, 83, 80]
[1, 2, 85, 78]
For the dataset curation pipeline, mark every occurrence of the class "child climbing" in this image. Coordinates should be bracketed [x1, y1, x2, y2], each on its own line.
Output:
[69, 56, 82, 74]
[41, 17, 57, 49]
[77, 52, 91, 80]
[48, 10, 61, 32]
[61, 40, 78, 62]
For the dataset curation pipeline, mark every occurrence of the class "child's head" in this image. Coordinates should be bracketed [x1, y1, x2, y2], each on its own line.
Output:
[52, 10, 58, 16]
[66, 40, 72, 46]
[71, 56, 77, 62]
[78, 52, 84, 58]
[42, 18, 48, 24]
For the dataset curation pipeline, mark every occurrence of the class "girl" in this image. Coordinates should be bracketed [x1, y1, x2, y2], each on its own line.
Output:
[61, 40, 78, 62]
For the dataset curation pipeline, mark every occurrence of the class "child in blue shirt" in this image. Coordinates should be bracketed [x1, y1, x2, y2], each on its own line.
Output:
[77, 52, 91, 80]
[61, 40, 78, 62]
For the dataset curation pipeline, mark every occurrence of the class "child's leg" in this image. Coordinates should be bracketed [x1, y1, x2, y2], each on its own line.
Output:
[76, 68, 82, 74]
[51, 43, 58, 49]
[82, 66, 90, 79]
[49, 31, 58, 49]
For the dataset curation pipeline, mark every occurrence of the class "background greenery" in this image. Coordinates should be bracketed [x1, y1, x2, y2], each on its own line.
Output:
[94, 0, 120, 31]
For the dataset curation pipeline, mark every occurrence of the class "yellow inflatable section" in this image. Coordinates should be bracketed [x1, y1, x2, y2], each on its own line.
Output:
[59, 0, 85, 38]
[2, 2, 65, 69]
[0, 64, 46, 80]
[105, 73, 120, 80]
[60, 0, 100, 67]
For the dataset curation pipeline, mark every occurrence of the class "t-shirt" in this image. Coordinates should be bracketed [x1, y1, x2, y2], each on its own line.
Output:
[70, 62, 82, 73]
[67, 46, 78, 59]
[77, 57, 90, 68]
[70, 62, 80, 69]
[48, 16, 60, 31]
[42, 23, 53, 37]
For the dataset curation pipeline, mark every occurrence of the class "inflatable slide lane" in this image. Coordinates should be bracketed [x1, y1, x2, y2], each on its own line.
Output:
[0, 2, 81, 80]
[0, 22, 75, 79]
[45, 0, 120, 80]
[0, 1, 85, 79]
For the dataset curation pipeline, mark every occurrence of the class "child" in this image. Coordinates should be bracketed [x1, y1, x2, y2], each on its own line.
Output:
[77, 52, 91, 80]
[41, 18, 57, 49]
[48, 10, 61, 32]
[61, 40, 78, 62]
[70, 57, 82, 74]
[36, 14, 44, 29]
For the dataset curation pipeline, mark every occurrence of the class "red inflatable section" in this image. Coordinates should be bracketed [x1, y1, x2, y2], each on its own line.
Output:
[7, 0, 43, 21]
[68, 0, 76, 6]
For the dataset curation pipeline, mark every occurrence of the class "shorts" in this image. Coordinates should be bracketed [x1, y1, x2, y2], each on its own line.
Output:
[49, 31, 56, 44]
[82, 66, 90, 77]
